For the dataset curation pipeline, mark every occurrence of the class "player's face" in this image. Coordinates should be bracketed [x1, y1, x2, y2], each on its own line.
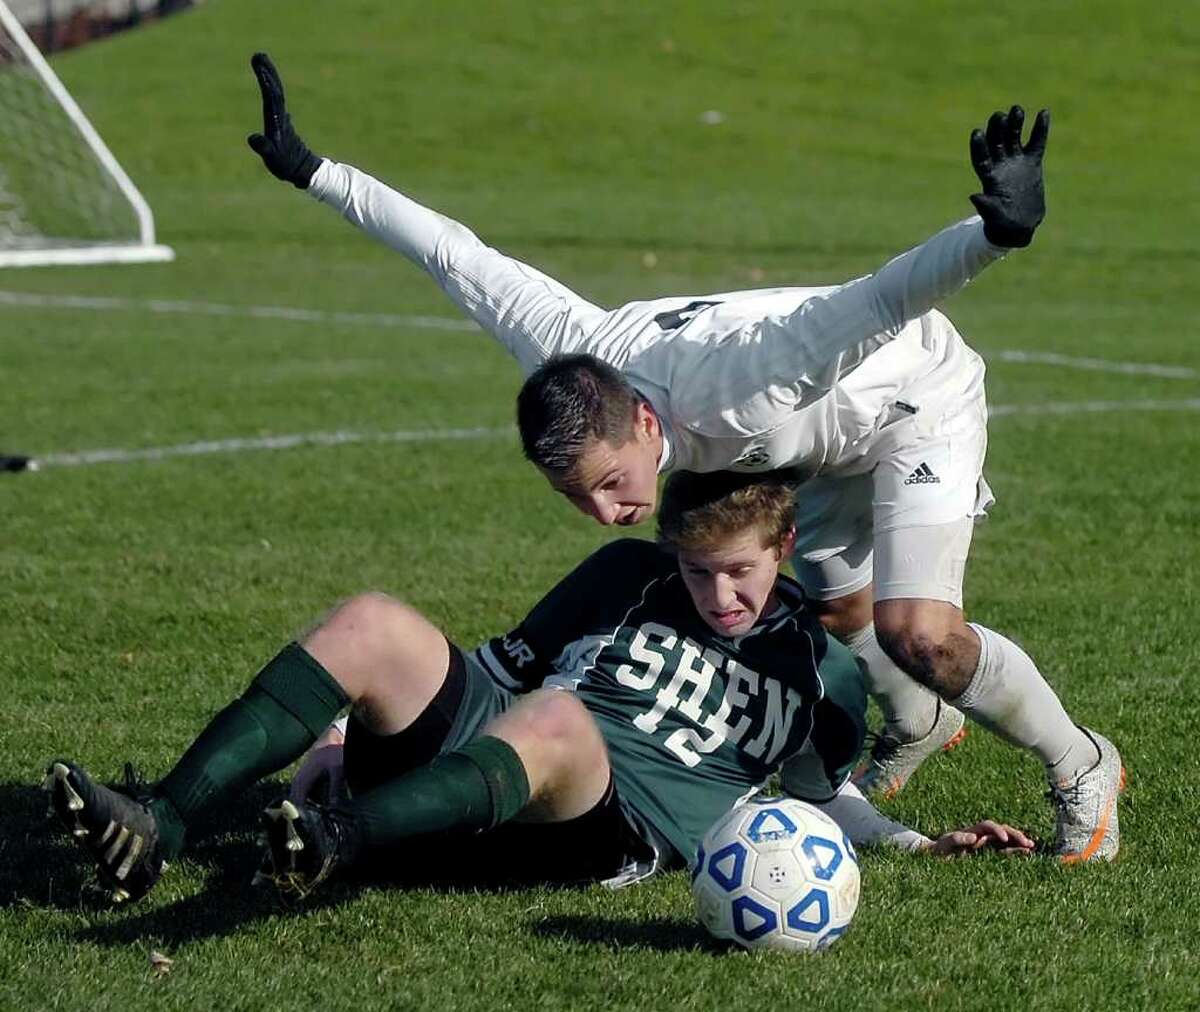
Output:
[547, 404, 662, 526]
[677, 527, 795, 637]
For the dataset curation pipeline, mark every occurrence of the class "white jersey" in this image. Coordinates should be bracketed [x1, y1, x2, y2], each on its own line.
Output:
[309, 160, 1003, 480]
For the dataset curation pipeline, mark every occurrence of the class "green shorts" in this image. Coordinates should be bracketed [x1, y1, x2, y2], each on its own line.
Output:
[343, 641, 666, 888]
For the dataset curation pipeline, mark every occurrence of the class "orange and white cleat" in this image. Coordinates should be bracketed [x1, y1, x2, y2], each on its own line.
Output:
[1049, 728, 1123, 864]
[852, 701, 967, 800]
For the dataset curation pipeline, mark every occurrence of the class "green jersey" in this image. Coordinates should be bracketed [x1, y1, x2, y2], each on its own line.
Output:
[473, 539, 865, 864]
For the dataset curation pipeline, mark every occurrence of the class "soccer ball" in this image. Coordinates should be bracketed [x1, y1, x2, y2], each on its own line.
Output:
[691, 796, 860, 953]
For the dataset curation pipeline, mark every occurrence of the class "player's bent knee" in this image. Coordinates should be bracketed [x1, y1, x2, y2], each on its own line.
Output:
[314, 591, 393, 635]
[317, 593, 435, 652]
[345, 591, 417, 628]
[874, 607, 975, 693]
[494, 690, 604, 781]
[496, 690, 609, 819]
[875, 624, 939, 687]
[522, 689, 597, 748]
[304, 592, 448, 701]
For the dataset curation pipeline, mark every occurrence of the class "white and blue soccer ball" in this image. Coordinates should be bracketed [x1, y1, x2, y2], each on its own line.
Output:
[691, 796, 860, 953]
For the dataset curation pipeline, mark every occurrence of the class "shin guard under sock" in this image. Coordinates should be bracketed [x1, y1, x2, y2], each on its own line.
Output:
[150, 643, 349, 856]
[346, 735, 531, 855]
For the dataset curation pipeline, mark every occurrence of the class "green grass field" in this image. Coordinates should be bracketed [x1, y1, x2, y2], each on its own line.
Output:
[3, 1, 1198, 1008]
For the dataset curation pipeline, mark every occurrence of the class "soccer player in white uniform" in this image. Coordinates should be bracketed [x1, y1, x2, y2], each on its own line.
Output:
[246, 54, 1122, 862]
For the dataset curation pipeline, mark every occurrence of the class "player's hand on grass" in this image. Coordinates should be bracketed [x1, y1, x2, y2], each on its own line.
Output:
[926, 820, 1036, 857]
[288, 727, 346, 805]
[969, 105, 1048, 248]
[247, 52, 322, 189]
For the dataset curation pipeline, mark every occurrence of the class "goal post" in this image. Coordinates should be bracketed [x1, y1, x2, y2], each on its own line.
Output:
[0, 0, 173, 267]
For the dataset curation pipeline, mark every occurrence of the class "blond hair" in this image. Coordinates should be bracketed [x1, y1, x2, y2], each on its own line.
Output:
[657, 471, 796, 553]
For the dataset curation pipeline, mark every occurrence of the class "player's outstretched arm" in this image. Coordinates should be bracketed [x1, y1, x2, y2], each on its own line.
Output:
[809, 780, 1034, 857]
[246, 54, 602, 372]
[746, 105, 1049, 399]
[969, 105, 1049, 248]
[246, 52, 322, 189]
[831, 102, 1049, 326]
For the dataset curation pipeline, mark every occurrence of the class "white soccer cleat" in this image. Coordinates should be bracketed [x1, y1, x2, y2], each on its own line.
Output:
[1049, 728, 1124, 864]
[852, 701, 967, 799]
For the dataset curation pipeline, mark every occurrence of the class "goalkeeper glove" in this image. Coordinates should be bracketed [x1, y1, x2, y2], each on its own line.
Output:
[969, 105, 1049, 248]
[247, 52, 322, 190]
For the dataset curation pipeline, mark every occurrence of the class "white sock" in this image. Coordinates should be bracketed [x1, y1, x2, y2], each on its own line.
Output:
[844, 623, 940, 742]
[956, 624, 1098, 782]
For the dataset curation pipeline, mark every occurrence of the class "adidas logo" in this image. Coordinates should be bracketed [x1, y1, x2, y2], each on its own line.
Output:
[903, 462, 941, 485]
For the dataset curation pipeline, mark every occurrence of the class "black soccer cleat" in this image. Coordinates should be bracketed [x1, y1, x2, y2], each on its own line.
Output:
[253, 798, 358, 900]
[42, 760, 168, 903]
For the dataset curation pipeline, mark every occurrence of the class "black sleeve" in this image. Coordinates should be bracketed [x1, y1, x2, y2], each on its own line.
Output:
[472, 538, 668, 693]
[779, 634, 868, 802]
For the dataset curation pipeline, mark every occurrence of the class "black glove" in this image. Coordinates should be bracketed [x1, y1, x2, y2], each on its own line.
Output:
[969, 105, 1048, 248]
[246, 52, 322, 190]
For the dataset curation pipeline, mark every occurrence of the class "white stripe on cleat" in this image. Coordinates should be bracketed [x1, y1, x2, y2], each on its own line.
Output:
[115, 835, 144, 880]
[104, 826, 130, 866]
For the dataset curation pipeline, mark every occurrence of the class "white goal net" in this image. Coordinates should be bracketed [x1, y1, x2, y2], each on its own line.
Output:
[0, 0, 172, 266]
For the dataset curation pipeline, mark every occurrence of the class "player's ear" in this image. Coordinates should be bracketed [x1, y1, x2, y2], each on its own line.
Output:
[634, 400, 659, 441]
[777, 525, 797, 560]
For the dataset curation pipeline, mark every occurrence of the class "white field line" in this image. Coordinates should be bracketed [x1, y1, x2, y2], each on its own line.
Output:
[988, 349, 1196, 380]
[22, 399, 1200, 470]
[1, 289, 1196, 380]
[37, 426, 514, 468]
[989, 397, 1200, 417]
[0, 290, 477, 333]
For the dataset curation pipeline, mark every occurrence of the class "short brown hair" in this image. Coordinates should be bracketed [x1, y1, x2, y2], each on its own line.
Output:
[657, 471, 797, 553]
[517, 354, 643, 475]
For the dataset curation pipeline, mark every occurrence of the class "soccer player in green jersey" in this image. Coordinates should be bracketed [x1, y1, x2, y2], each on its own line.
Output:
[45, 472, 1030, 903]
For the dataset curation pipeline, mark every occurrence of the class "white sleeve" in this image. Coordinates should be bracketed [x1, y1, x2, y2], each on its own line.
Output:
[767, 216, 1007, 368]
[836, 216, 1006, 336]
[811, 780, 931, 853]
[660, 217, 1009, 433]
[307, 157, 463, 266]
[307, 159, 606, 374]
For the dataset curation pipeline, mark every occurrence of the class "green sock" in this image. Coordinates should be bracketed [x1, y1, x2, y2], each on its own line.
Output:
[345, 735, 530, 855]
[149, 643, 349, 858]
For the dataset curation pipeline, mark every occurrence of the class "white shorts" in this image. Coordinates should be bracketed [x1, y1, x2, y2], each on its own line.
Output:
[790, 396, 993, 607]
